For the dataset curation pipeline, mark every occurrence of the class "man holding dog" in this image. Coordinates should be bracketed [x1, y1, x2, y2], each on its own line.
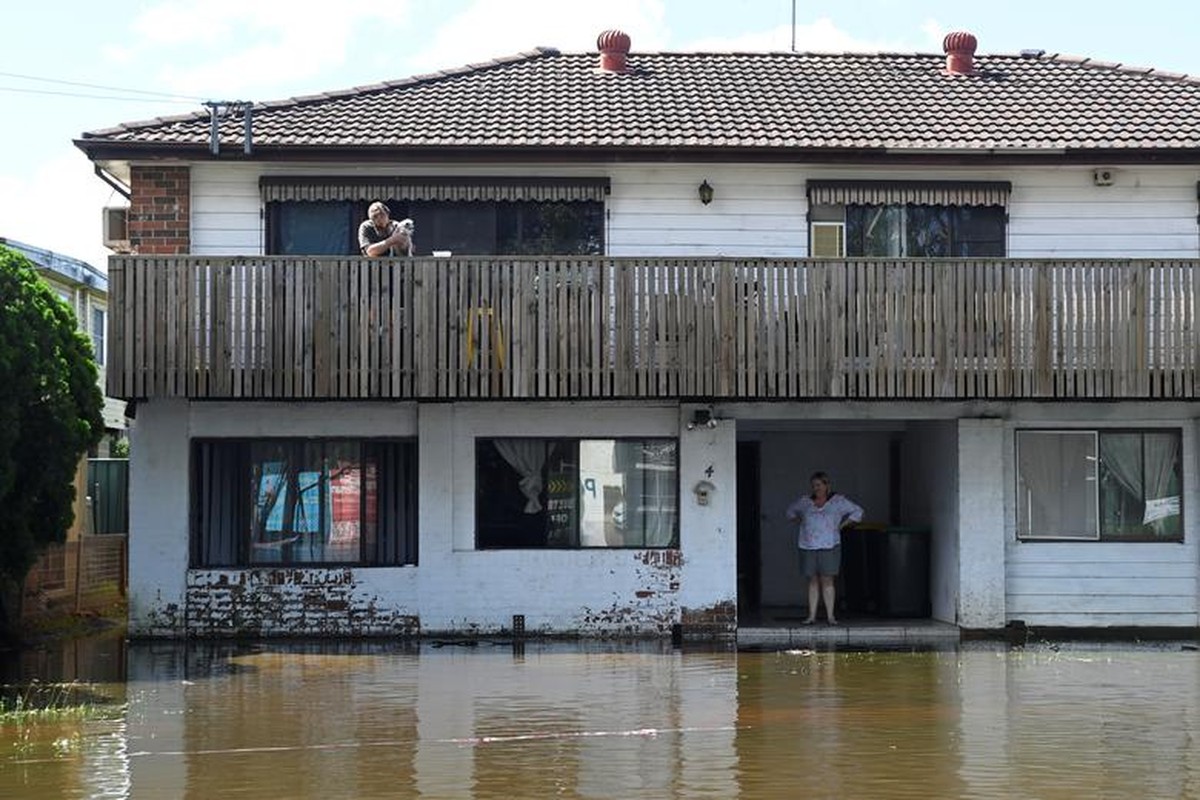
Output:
[358, 201, 414, 257]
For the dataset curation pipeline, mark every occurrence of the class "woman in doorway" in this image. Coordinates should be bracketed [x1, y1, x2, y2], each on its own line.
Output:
[786, 471, 863, 625]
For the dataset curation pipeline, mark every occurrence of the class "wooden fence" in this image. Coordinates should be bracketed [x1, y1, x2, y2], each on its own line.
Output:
[107, 256, 1200, 401]
[22, 535, 127, 619]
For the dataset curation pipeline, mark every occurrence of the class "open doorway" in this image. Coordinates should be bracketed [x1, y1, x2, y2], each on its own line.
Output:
[738, 420, 946, 626]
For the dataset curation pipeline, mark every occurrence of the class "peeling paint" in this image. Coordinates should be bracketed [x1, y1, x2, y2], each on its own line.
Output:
[636, 550, 683, 568]
[184, 569, 418, 638]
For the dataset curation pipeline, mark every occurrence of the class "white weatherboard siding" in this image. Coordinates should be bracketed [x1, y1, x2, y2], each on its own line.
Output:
[1004, 413, 1200, 627]
[604, 164, 806, 256]
[1006, 167, 1200, 258]
[189, 164, 261, 254]
[188, 161, 1200, 259]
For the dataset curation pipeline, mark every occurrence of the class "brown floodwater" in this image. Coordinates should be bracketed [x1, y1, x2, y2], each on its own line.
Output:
[2, 636, 1199, 799]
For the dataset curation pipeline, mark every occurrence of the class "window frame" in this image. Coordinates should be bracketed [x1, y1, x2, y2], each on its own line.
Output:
[809, 202, 1008, 258]
[91, 307, 106, 366]
[264, 198, 606, 257]
[190, 437, 418, 568]
[1015, 427, 1184, 543]
[809, 221, 846, 257]
[474, 436, 680, 550]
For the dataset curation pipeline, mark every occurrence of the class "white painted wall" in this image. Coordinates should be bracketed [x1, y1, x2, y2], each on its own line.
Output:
[187, 161, 1200, 259]
[902, 421, 959, 624]
[129, 393, 1200, 635]
[958, 419, 1007, 629]
[427, 402, 711, 635]
[128, 399, 420, 636]
[1003, 408, 1200, 627]
[129, 398, 738, 637]
[128, 399, 190, 636]
[676, 408, 738, 629]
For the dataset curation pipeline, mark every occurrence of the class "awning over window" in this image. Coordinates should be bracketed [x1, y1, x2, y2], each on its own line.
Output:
[806, 180, 1012, 208]
[260, 176, 611, 203]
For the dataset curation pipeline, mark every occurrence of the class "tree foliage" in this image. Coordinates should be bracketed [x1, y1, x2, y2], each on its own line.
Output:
[0, 245, 104, 587]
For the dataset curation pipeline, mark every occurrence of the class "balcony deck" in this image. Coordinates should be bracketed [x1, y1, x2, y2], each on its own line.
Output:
[107, 256, 1200, 402]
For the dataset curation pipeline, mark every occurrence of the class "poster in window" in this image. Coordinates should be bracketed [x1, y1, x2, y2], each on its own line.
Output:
[546, 471, 576, 546]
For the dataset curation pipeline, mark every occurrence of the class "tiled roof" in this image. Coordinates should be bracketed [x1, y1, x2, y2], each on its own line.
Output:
[78, 49, 1200, 153]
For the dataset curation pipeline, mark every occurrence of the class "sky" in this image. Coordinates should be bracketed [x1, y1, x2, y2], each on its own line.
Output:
[2, 0, 1198, 270]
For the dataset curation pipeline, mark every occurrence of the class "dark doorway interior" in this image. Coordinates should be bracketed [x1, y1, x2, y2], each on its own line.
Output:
[736, 441, 761, 617]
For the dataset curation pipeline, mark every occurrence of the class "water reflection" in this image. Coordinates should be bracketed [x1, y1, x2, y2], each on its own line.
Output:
[2, 638, 1199, 799]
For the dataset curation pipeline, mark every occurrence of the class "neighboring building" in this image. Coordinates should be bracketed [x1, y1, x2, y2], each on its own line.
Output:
[75, 31, 1200, 638]
[2, 237, 127, 538]
[0, 238, 127, 446]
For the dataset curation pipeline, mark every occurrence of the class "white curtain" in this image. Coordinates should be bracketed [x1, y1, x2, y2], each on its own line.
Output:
[1101, 432, 1180, 533]
[1143, 433, 1181, 531]
[1016, 432, 1096, 538]
[494, 440, 548, 514]
[1099, 434, 1144, 504]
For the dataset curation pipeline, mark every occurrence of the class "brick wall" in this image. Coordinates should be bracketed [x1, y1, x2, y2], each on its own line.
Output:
[129, 165, 190, 254]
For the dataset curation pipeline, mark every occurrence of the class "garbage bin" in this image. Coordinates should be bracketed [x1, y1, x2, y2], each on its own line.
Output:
[839, 524, 883, 614]
[875, 526, 931, 618]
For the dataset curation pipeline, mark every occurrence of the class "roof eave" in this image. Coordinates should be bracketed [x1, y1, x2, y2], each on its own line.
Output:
[73, 140, 1200, 166]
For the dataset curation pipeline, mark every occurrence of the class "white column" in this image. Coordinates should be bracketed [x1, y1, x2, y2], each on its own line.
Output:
[416, 403, 455, 628]
[678, 410, 738, 630]
[127, 399, 190, 636]
[957, 418, 1006, 628]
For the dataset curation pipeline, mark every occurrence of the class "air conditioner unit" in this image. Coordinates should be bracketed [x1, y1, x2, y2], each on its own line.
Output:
[1092, 168, 1115, 186]
[102, 206, 130, 250]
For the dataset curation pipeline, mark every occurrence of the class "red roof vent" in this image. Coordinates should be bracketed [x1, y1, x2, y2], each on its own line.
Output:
[943, 31, 978, 75]
[597, 29, 631, 72]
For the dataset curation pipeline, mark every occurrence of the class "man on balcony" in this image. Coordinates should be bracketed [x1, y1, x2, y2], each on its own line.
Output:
[358, 201, 414, 257]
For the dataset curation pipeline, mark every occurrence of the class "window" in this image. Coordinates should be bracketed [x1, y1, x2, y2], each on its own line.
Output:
[806, 179, 1009, 257]
[1016, 430, 1182, 541]
[264, 200, 604, 256]
[810, 204, 1006, 257]
[266, 201, 358, 254]
[191, 439, 417, 567]
[92, 308, 106, 366]
[476, 438, 678, 548]
[261, 175, 609, 256]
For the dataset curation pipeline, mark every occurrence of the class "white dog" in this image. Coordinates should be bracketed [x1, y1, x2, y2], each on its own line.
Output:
[395, 218, 415, 257]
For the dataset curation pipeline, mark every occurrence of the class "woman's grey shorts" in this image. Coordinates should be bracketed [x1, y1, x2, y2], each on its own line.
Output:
[799, 546, 841, 577]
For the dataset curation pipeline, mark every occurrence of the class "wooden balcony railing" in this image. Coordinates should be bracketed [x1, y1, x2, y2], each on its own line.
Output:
[107, 256, 1200, 401]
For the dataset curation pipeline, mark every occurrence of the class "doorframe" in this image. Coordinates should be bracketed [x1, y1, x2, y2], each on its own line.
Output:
[736, 440, 762, 617]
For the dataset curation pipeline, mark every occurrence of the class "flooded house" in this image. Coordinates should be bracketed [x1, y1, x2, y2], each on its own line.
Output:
[75, 30, 1200, 639]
